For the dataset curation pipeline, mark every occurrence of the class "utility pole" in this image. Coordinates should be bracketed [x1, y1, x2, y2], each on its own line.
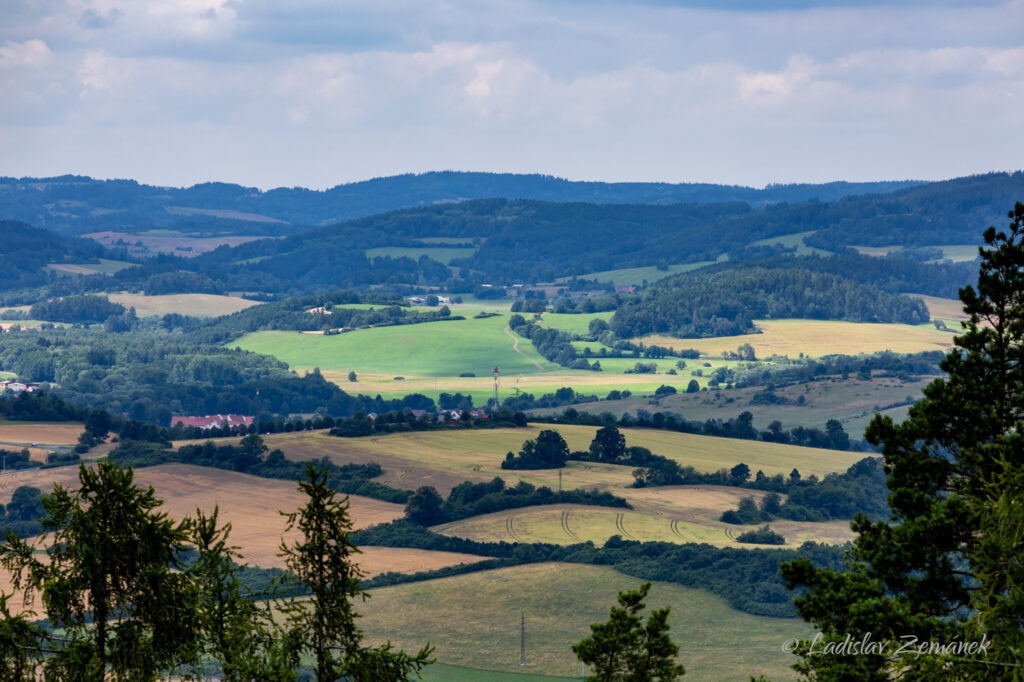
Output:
[520, 611, 526, 666]
[558, 469, 562, 493]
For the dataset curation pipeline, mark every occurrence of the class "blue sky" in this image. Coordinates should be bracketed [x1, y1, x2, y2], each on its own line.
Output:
[0, 0, 1021, 189]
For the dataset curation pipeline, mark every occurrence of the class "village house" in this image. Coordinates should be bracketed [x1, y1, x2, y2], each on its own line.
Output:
[170, 414, 255, 429]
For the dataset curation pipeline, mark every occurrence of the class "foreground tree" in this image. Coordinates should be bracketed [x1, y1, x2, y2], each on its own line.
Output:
[279, 462, 434, 681]
[782, 203, 1024, 679]
[572, 582, 685, 682]
[0, 462, 198, 681]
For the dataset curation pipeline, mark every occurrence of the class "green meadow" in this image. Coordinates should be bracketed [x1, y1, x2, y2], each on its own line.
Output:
[232, 315, 556, 377]
[358, 563, 811, 680]
[557, 261, 714, 287]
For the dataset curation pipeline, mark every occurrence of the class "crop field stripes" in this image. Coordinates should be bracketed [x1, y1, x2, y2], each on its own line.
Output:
[560, 510, 583, 542]
[724, 527, 737, 540]
[614, 513, 635, 540]
[506, 516, 525, 543]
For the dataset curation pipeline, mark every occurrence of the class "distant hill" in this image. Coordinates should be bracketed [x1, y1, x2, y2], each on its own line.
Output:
[0, 220, 110, 293]
[0, 172, 922, 237]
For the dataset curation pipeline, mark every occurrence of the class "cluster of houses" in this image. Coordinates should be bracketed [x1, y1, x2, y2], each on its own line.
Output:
[406, 295, 452, 305]
[170, 414, 255, 430]
[0, 380, 40, 393]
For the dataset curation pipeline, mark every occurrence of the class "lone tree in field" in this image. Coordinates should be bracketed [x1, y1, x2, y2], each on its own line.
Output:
[0, 462, 199, 680]
[590, 425, 626, 462]
[572, 582, 685, 682]
[278, 462, 434, 681]
[781, 203, 1024, 679]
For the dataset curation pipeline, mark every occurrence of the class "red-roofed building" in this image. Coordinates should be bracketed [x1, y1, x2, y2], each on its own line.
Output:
[170, 414, 254, 430]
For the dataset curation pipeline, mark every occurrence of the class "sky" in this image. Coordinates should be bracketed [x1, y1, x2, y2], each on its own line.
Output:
[0, 0, 1022, 190]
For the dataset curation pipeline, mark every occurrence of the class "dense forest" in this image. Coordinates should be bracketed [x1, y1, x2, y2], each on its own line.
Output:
[0, 220, 111, 292]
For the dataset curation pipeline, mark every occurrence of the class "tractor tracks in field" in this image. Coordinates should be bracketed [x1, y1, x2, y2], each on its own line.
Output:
[561, 510, 583, 542]
[506, 515, 525, 543]
[669, 519, 685, 540]
[614, 513, 635, 540]
[504, 326, 545, 371]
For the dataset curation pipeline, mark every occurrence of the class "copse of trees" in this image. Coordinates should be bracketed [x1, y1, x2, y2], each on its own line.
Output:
[403, 477, 629, 525]
[29, 294, 126, 324]
[502, 429, 570, 469]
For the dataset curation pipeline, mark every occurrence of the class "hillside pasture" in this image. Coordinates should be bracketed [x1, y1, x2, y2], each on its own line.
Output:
[109, 293, 261, 317]
[538, 312, 613, 335]
[232, 316, 558, 377]
[549, 374, 933, 440]
[905, 293, 968, 322]
[556, 261, 715, 287]
[357, 562, 812, 680]
[0, 422, 83, 446]
[434, 496, 854, 548]
[82, 230, 268, 257]
[189, 425, 863, 496]
[747, 230, 831, 256]
[365, 246, 477, 264]
[637, 319, 954, 358]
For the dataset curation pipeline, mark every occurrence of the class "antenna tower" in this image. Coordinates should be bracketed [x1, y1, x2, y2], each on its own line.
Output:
[493, 366, 500, 410]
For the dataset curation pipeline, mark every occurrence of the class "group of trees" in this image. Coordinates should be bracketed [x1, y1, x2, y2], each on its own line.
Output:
[0, 461, 433, 680]
[403, 476, 629, 525]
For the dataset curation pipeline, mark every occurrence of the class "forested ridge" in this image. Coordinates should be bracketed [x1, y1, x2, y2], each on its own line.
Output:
[0, 172, 920, 237]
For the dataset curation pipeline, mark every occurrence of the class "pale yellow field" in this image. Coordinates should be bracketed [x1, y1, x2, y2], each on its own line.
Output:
[638, 319, 954, 358]
[0, 463, 485, 614]
[0, 422, 83, 445]
[181, 426, 863, 498]
[905, 293, 969, 322]
[108, 293, 261, 318]
[358, 562, 814, 680]
[435, 491, 854, 548]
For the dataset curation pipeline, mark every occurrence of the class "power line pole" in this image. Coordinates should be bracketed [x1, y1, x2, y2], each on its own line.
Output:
[520, 611, 526, 666]
[493, 366, 500, 411]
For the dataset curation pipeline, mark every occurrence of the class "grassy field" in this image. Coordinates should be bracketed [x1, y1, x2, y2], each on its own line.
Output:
[185, 425, 863, 495]
[637, 319, 954, 358]
[748, 231, 832, 257]
[435, 500, 854, 548]
[358, 562, 812, 680]
[905, 293, 968, 323]
[365, 246, 477, 264]
[538, 312, 613, 335]
[854, 244, 980, 263]
[108, 293, 261, 317]
[557, 261, 714, 287]
[47, 258, 134, 276]
[232, 316, 557, 377]
[544, 374, 932, 440]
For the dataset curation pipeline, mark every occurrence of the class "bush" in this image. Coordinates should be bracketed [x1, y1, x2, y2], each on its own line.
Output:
[736, 524, 786, 545]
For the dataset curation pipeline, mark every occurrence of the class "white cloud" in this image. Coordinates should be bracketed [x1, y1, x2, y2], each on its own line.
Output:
[0, 0, 1022, 187]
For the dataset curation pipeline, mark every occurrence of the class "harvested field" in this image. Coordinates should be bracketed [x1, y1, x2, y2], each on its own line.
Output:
[0, 422, 83, 445]
[638, 319, 954, 358]
[83, 231, 268, 257]
[906, 293, 969, 322]
[108, 293, 261, 317]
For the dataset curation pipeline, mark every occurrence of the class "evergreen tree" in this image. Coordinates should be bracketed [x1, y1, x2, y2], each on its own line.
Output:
[0, 462, 198, 681]
[278, 462, 434, 681]
[572, 582, 685, 682]
[781, 203, 1024, 679]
